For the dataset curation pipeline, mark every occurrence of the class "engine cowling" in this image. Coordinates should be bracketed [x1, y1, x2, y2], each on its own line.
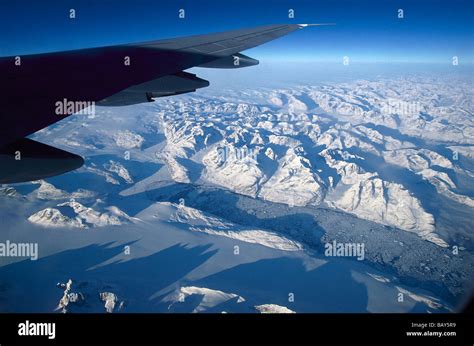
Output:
[98, 71, 209, 106]
[0, 138, 84, 184]
[198, 53, 259, 69]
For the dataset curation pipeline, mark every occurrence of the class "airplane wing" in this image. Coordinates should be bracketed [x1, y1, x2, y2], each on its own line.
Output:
[0, 24, 318, 183]
[133, 24, 306, 56]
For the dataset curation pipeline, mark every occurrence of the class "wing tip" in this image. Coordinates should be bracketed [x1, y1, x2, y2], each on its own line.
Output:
[297, 23, 336, 28]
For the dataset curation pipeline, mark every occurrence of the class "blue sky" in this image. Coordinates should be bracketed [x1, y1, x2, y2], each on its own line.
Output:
[0, 0, 472, 63]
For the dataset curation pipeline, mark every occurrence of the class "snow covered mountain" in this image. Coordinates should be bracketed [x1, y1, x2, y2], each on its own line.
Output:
[112, 74, 472, 249]
[28, 200, 136, 229]
[1, 65, 473, 313]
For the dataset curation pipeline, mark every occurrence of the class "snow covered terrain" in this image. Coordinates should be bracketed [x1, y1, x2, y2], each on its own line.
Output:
[28, 200, 136, 229]
[149, 201, 304, 251]
[255, 304, 295, 313]
[0, 63, 473, 313]
[165, 286, 246, 313]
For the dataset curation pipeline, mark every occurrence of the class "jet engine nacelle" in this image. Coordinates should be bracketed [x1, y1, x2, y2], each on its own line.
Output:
[98, 71, 209, 106]
[0, 138, 84, 184]
[198, 53, 259, 69]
